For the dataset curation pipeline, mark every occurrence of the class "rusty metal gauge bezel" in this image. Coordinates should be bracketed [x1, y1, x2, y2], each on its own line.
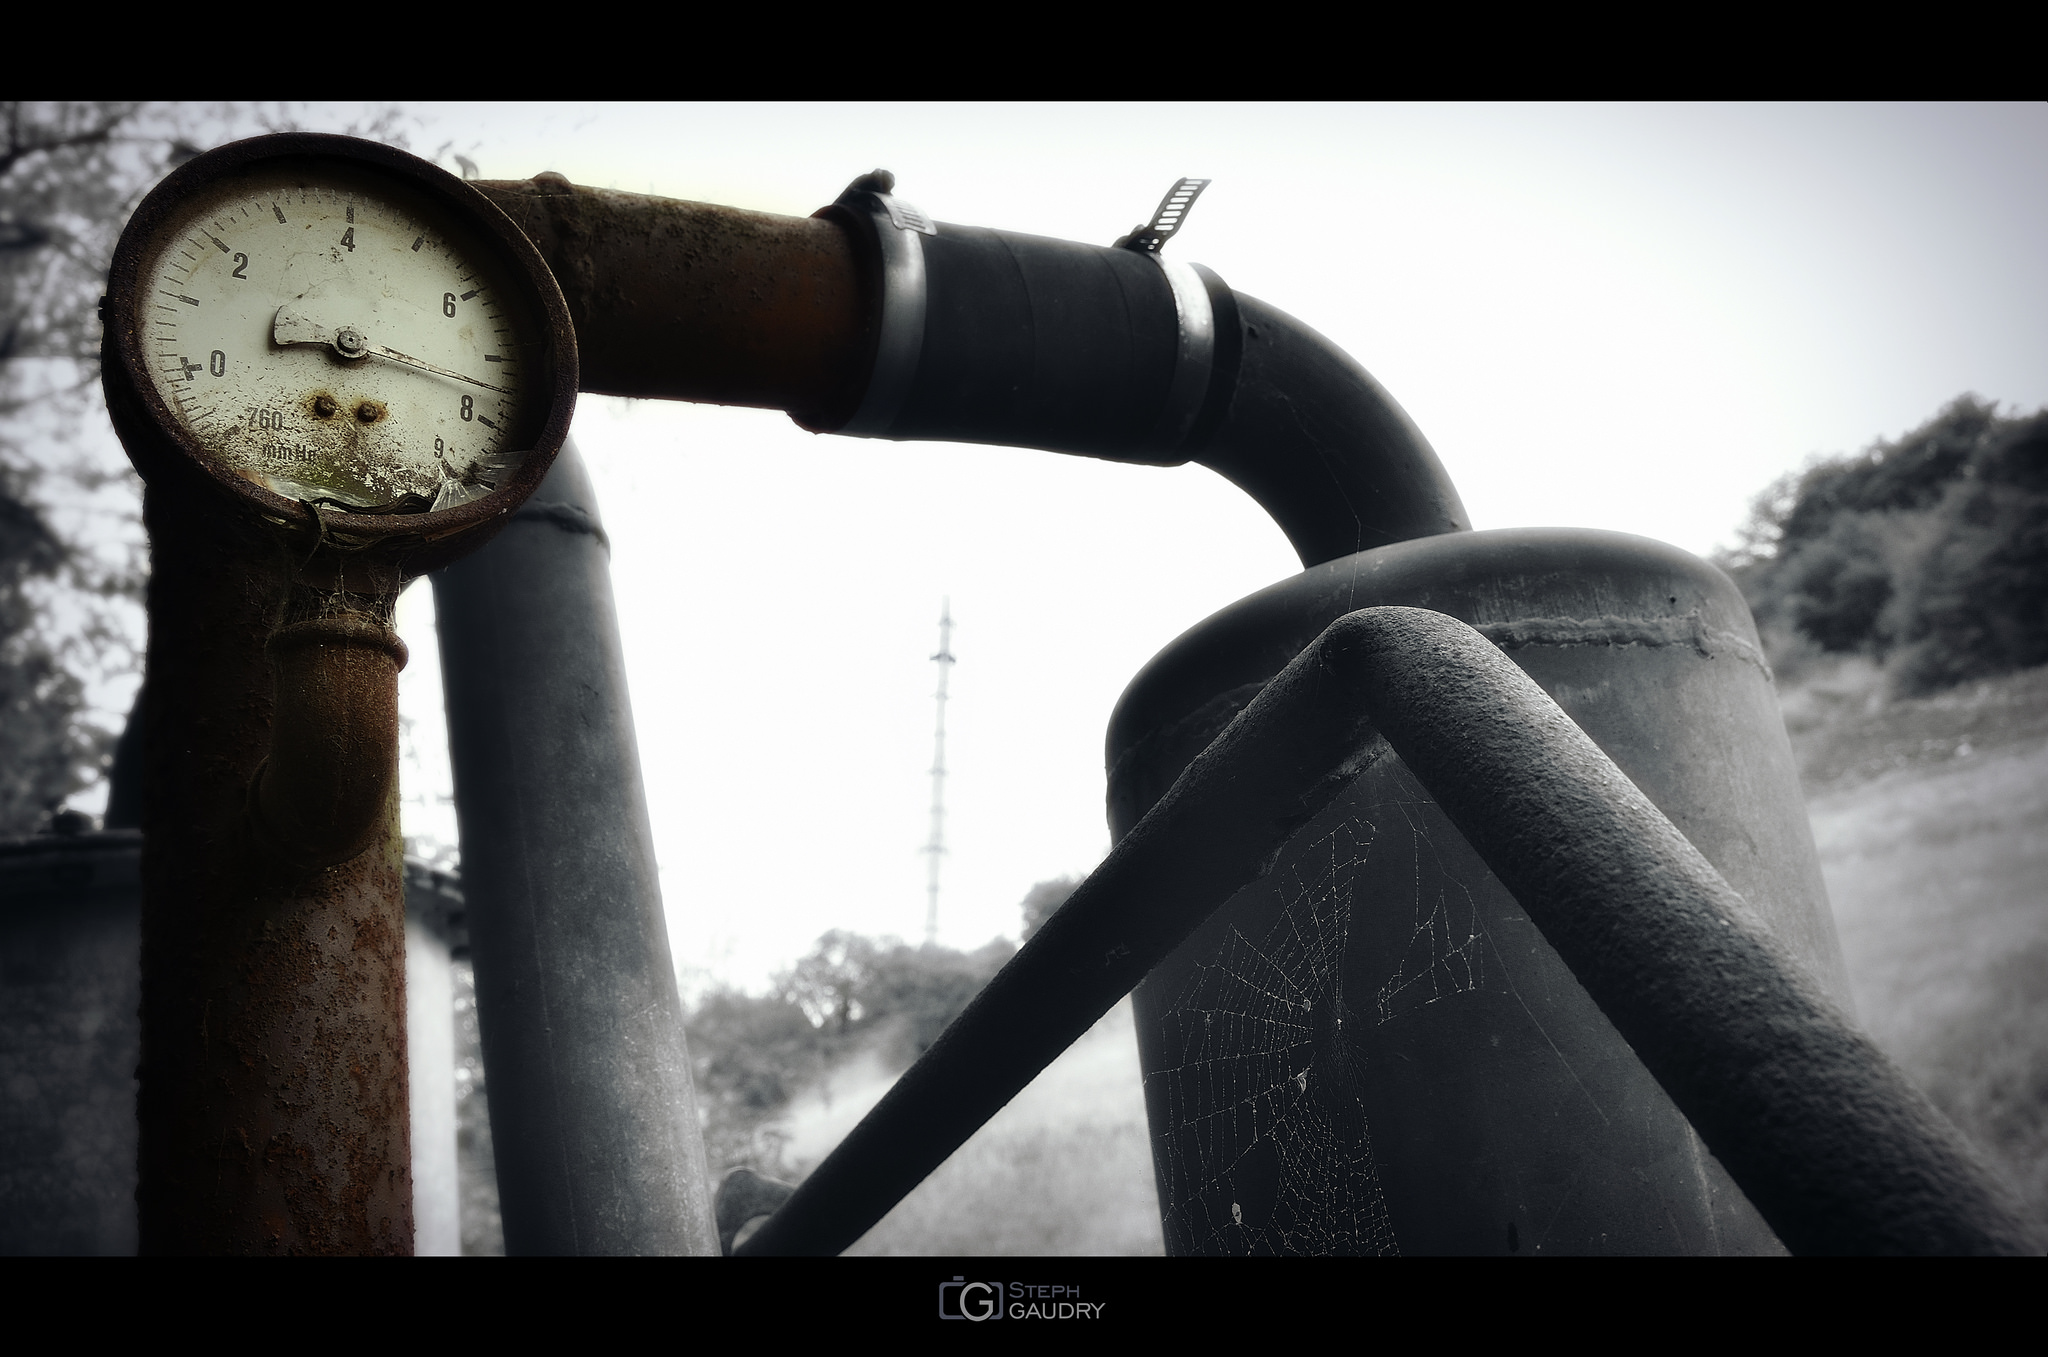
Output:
[105, 133, 577, 572]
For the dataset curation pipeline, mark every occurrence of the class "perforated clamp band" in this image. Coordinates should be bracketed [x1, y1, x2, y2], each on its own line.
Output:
[1146, 253, 1217, 452]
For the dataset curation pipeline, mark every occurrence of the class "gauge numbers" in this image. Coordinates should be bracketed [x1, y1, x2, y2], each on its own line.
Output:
[139, 170, 534, 513]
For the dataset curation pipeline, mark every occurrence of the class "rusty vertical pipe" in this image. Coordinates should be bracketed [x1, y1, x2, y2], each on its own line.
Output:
[103, 134, 579, 1256]
[135, 480, 413, 1255]
[255, 614, 407, 869]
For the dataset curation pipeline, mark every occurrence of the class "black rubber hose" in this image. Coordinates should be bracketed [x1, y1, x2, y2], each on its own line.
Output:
[1196, 291, 1471, 566]
[873, 225, 1470, 566]
[886, 224, 1182, 459]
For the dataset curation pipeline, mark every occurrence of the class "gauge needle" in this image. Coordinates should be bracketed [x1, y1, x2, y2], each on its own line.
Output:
[364, 340, 512, 395]
[272, 302, 511, 395]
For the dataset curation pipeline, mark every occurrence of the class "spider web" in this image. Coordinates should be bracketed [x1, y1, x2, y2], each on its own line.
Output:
[1144, 792, 1489, 1256]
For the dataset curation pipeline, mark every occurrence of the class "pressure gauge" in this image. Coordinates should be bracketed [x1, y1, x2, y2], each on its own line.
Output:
[104, 134, 575, 560]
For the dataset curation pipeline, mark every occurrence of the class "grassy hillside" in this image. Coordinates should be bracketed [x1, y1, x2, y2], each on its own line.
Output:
[1730, 394, 2048, 1237]
[1789, 660, 2048, 1235]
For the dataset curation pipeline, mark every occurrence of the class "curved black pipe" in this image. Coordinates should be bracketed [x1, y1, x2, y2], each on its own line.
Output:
[879, 223, 1184, 459]
[830, 208, 1470, 567]
[1195, 291, 1470, 565]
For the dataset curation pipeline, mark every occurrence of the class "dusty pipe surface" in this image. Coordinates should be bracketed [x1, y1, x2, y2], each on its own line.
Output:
[474, 177, 873, 425]
[739, 608, 2040, 1256]
[432, 444, 717, 1256]
[135, 483, 413, 1254]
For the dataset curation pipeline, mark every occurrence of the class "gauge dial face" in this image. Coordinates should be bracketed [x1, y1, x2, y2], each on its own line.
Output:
[134, 165, 541, 513]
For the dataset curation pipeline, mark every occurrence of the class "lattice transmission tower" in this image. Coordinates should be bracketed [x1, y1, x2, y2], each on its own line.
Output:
[922, 599, 955, 946]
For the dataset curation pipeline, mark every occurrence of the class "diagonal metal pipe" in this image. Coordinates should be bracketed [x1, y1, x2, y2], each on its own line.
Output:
[737, 607, 2040, 1257]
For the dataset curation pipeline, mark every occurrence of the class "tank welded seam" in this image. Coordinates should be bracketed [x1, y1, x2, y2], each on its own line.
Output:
[1476, 611, 1772, 681]
[1109, 613, 1773, 815]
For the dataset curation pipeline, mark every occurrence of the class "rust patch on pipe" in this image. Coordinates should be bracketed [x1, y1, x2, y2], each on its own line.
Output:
[136, 483, 416, 1253]
[475, 177, 875, 426]
[252, 611, 407, 871]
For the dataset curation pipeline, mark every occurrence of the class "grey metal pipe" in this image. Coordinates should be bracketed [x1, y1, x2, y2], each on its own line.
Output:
[739, 607, 2040, 1256]
[1331, 609, 2038, 1256]
[1109, 529, 1841, 1254]
[430, 441, 716, 1256]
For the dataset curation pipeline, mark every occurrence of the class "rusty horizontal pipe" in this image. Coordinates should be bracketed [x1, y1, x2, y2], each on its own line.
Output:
[474, 174, 1467, 568]
[474, 177, 873, 426]
[739, 607, 2041, 1257]
[252, 614, 408, 871]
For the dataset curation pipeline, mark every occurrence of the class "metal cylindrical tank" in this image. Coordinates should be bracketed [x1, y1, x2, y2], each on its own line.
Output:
[0, 831, 142, 1256]
[1107, 528, 1851, 1256]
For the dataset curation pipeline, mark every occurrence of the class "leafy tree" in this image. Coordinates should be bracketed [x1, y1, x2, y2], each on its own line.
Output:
[1774, 512, 1900, 654]
[1886, 412, 2048, 694]
[1018, 874, 1081, 943]
[1721, 395, 2048, 695]
[0, 101, 196, 831]
[686, 928, 1016, 1174]
[686, 982, 835, 1173]
[0, 460, 88, 830]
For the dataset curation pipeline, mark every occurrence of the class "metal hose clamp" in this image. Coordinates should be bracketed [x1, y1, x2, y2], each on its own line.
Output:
[1146, 253, 1217, 452]
[830, 171, 933, 438]
[1119, 179, 1218, 455]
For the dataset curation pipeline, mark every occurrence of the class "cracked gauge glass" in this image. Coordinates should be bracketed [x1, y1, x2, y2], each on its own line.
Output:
[127, 153, 553, 515]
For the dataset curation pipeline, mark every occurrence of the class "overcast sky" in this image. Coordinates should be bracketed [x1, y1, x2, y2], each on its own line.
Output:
[364, 103, 2048, 992]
